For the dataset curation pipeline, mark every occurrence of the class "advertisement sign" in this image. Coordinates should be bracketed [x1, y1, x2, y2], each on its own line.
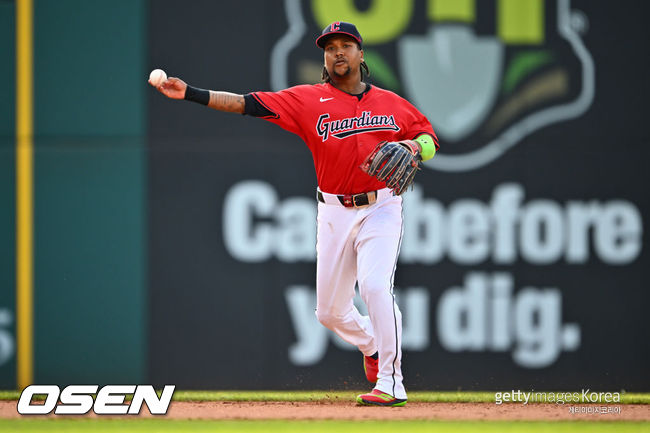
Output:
[148, 0, 649, 390]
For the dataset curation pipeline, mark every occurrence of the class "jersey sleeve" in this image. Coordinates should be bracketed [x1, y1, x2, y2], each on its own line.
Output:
[248, 87, 306, 139]
[244, 94, 275, 118]
[402, 102, 440, 150]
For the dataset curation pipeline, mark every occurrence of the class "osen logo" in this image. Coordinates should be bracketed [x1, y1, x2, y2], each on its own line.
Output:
[17, 385, 175, 415]
[271, 0, 594, 172]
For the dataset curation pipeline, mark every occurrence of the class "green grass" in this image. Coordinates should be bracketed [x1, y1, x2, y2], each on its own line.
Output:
[0, 420, 648, 433]
[1, 391, 648, 432]
[1, 390, 649, 404]
[170, 390, 495, 402]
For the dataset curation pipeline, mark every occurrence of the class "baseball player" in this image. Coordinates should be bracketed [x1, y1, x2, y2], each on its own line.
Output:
[151, 22, 438, 407]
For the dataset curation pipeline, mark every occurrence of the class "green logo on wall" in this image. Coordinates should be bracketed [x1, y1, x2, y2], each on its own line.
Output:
[270, 0, 594, 172]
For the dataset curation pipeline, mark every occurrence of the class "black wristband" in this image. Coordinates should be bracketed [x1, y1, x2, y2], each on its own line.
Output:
[184, 85, 210, 105]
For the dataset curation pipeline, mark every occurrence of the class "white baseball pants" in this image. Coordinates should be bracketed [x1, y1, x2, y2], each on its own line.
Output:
[314, 188, 406, 399]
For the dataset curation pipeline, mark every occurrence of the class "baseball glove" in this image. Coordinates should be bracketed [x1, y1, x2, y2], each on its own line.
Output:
[360, 140, 422, 195]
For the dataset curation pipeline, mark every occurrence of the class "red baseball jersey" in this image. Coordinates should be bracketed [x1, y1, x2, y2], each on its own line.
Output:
[251, 82, 438, 194]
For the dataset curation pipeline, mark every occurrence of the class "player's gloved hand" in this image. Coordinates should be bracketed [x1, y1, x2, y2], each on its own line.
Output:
[360, 140, 422, 195]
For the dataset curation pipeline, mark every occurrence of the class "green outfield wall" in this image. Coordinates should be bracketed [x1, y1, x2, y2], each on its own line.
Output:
[0, 0, 147, 387]
[0, 0, 17, 389]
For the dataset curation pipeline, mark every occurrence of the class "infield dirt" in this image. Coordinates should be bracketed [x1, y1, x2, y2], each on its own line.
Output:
[1, 401, 648, 421]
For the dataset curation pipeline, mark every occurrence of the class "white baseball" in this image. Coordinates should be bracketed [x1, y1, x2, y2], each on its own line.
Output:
[149, 69, 167, 86]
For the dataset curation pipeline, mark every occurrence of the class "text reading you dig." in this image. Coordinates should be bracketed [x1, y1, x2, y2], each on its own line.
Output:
[222, 180, 641, 368]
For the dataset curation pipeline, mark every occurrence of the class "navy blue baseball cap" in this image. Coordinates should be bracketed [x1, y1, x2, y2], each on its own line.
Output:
[316, 21, 363, 49]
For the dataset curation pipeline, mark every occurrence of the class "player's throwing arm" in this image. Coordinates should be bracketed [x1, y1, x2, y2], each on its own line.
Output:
[149, 69, 244, 113]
